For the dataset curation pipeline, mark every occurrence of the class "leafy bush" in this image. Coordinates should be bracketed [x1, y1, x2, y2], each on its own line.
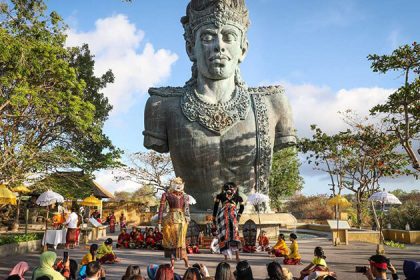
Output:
[286, 195, 334, 220]
[0, 233, 43, 246]
[384, 240, 405, 249]
[385, 200, 420, 230]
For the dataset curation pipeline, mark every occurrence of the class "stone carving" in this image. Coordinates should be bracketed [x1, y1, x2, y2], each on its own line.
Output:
[143, 0, 296, 211]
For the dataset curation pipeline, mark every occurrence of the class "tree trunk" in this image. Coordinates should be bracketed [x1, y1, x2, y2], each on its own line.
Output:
[356, 192, 362, 228]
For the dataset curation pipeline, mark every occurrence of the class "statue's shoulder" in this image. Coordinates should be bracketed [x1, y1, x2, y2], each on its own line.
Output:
[248, 85, 284, 96]
[148, 86, 185, 97]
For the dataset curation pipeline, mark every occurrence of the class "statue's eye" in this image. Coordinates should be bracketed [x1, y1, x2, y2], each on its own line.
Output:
[201, 34, 214, 42]
[223, 33, 237, 43]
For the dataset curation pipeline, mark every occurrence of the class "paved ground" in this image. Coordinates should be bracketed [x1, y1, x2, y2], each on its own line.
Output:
[0, 233, 418, 280]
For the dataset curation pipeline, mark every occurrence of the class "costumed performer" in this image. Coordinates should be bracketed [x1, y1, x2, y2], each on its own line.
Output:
[119, 212, 127, 230]
[97, 238, 119, 264]
[283, 233, 301, 265]
[158, 177, 191, 268]
[117, 228, 131, 249]
[154, 226, 163, 250]
[212, 182, 245, 261]
[108, 211, 116, 233]
[257, 230, 270, 252]
[271, 233, 289, 257]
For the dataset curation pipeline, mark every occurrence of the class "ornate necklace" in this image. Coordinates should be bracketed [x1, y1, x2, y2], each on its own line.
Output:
[181, 85, 251, 135]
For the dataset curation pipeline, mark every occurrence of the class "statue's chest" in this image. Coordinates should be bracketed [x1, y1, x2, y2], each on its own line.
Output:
[167, 106, 257, 168]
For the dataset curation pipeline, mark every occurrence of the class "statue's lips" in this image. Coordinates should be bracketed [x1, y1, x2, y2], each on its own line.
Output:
[209, 55, 230, 62]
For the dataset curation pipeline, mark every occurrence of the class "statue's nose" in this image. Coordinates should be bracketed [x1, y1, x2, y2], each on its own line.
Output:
[213, 35, 226, 53]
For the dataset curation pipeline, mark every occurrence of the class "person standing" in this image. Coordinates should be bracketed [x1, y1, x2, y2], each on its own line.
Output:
[213, 182, 245, 262]
[158, 177, 191, 268]
[108, 211, 116, 233]
[120, 212, 127, 230]
[64, 207, 79, 249]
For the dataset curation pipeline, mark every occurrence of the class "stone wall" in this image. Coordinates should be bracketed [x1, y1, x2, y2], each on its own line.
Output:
[0, 240, 41, 258]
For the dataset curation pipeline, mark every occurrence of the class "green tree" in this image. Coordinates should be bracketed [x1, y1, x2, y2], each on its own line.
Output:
[132, 185, 159, 210]
[269, 147, 303, 212]
[368, 42, 420, 172]
[113, 191, 133, 202]
[300, 113, 410, 226]
[0, 0, 121, 186]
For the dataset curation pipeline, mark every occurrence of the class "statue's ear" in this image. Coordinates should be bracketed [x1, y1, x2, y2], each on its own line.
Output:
[186, 41, 196, 62]
[239, 39, 249, 63]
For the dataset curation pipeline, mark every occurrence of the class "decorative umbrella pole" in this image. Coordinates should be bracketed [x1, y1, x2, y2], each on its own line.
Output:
[11, 185, 31, 230]
[327, 195, 351, 246]
[36, 190, 64, 251]
[247, 193, 270, 227]
[368, 189, 402, 254]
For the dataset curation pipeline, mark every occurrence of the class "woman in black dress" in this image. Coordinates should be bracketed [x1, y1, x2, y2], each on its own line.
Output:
[213, 182, 245, 261]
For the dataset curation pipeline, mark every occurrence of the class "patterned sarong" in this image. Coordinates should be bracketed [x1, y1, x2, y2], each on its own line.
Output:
[216, 204, 240, 252]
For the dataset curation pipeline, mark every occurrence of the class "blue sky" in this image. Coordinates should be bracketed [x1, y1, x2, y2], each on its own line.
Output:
[47, 0, 419, 194]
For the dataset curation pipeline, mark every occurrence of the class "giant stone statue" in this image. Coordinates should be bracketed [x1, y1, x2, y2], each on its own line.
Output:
[143, 0, 296, 211]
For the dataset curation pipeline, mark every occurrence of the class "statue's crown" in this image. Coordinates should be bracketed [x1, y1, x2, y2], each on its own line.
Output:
[181, 0, 250, 43]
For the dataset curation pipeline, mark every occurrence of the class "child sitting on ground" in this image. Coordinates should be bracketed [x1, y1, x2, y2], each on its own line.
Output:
[271, 233, 289, 257]
[283, 233, 301, 265]
[299, 247, 329, 280]
[117, 228, 131, 249]
[81, 244, 98, 265]
[145, 227, 156, 248]
[129, 227, 144, 248]
[256, 230, 270, 252]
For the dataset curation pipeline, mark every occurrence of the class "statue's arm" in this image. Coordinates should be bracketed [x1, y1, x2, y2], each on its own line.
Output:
[271, 92, 297, 151]
[143, 95, 169, 153]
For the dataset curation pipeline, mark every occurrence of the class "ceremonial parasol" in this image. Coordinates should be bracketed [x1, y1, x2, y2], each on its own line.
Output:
[247, 192, 270, 226]
[80, 195, 101, 207]
[0, 184, 17, 205]
[327, 195, 351, 245]
[368, 190, 402, 248]
[36, 190, 64, 250]
[11, 185, 31, 232]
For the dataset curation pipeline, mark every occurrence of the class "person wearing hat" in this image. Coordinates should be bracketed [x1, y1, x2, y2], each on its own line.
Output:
[364, 254, 399, 280]
[97, 238, 119, 264]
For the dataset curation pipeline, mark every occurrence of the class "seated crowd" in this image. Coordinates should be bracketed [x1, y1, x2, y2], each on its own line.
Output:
[117, 227, 163, 250]
[4, 233, 419, 280]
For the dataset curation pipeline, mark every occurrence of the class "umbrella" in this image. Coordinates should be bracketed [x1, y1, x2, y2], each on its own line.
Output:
[368, 191, 402, 205]
[327, 195, 352, 246]
[327, 195, 352, 208]
[36, 190, 64, 206]
[11, 185, 32, 232]
[11, 185, 31, 194]
[0, 184, 17, 205]
[368, 190, 402, 247]
[247, 192, 270, 226]
[80, 195, 101, 207]
[36, 190, 64, 250]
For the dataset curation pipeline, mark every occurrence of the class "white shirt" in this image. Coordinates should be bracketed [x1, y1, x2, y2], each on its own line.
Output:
[65, 212, 79, 229]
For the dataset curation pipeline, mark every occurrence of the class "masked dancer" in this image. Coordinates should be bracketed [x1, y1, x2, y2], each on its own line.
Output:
[213, 182, 245, 261]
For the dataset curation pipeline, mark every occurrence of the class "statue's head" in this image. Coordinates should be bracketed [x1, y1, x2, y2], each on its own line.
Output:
[181, 0, 250, 85]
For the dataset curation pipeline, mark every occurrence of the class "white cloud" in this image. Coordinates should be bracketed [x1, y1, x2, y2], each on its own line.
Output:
[94, 169, 139, 194]
[282, 81, 394, 137]
[66, 14, 178, 114]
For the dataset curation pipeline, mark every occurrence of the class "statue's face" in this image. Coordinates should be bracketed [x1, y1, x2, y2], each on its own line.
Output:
[190, 23, 247, 80]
